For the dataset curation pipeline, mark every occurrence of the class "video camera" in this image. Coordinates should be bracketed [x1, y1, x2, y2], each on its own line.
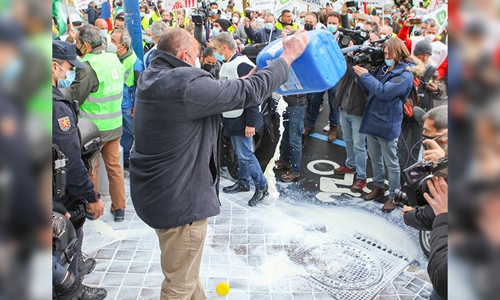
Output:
[337, 28, 370, 48]
[393, 157, 448, 207]
[191, 0, 215, 24]
[340, 38, 387, 71]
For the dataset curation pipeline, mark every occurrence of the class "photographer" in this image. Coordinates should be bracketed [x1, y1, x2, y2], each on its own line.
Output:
[423, 176, 448, 300]
[402, 106, 448, 229]
[353, 38, 415, 212]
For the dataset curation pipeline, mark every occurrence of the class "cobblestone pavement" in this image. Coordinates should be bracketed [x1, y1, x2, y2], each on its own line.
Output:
[82, 174, 433, 300]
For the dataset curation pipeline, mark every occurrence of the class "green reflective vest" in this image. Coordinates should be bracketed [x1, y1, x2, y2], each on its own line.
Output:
[275, 22, 299, 31]
[122, 51, 137, 87]
[79, 52, 125, 132]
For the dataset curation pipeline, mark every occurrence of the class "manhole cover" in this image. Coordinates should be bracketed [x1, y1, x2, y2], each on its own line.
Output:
[289, 235, 409, 300]
[300, 243, 383, 290]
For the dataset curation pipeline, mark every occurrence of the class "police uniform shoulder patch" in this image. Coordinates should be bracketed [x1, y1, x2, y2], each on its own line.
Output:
[58, 116, 71, 132]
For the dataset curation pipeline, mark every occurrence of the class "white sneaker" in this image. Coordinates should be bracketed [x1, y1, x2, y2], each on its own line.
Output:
[323, 122, 330, 132]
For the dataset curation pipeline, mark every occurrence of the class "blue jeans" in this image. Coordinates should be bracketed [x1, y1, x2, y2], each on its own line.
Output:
[120, 107, 134, 164]
[366, 135, 400, 199]
[339, 108, 367, 179]
[231, 135, 267, 189]
[281, 106, 305, 173]
[307, 86, 338, 127]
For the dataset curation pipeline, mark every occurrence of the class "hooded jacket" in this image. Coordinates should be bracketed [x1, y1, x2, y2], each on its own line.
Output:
[357, 59, 415, 141]
[130, 50, 289, 229]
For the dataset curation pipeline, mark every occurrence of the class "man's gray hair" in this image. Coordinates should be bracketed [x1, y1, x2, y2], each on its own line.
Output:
[113, 28, 132, 49]
[157, 28, 192, 56]
[264, 13, 275, 19]
[380, 25, 393, 36]
[78, 24, 103, 49]
[150, 20, 168, 38]
[423, 105, 448, 131]
[213, 32, 236, 50]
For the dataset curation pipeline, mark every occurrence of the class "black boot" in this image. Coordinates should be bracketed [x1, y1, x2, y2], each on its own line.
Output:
[78, 256, 97, 282]
[248, 188, 269, 207]
[222, 182, 250, 194]
[55, 270, 107, 300]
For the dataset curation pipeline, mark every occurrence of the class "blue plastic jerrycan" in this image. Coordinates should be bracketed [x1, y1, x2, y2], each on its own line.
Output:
[256, 30, 346, 96]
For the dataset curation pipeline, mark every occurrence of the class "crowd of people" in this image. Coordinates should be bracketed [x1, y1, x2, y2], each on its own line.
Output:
[50, 0, 449, 299]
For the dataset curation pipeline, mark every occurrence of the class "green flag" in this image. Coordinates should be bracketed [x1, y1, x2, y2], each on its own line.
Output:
[52, 0, 66, 39]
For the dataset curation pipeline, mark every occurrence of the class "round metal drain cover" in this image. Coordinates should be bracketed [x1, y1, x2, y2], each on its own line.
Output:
[300, 243, 384, 290]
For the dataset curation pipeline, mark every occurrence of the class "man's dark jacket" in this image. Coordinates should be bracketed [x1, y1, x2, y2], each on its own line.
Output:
[428, 213, 448, 299]
[244, 25, 282, 44]
[86, 6, 98, 26]
[403, 205, 435, 231]
[334, 62, 368, 116]
[130, 50, 289, 229]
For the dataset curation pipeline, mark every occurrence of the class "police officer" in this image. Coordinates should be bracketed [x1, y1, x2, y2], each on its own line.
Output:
[52, 40, 106, 300]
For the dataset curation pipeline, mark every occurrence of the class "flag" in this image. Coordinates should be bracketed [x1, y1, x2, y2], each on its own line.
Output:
[52, 0, 66, 39]
[100, 1, 114, 32]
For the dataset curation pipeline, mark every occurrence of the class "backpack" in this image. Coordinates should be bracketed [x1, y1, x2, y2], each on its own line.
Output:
[403, 65, 436, 117]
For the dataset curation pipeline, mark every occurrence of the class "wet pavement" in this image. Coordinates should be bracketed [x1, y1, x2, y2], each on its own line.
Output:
[82, 102, 434, 299]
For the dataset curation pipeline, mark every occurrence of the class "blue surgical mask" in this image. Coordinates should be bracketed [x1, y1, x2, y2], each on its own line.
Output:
[327, 24, 337, 33]
[144, 36, 153, 44]
[299, 18, 304, 25]
[56, 63, 76, 88]
[265, 23, 273, 31]
[385, 59, 395, 67]
[212, 28, 220, 36]
[195, 57, 201, 68]
[214, 51, 224, 62]
[140, 12, 146, 18]
[100, 29, 108, 39]
[1, 56, 23, 85]
[347, 13, 353, 20]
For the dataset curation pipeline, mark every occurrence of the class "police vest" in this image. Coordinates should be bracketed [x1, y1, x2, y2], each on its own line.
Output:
[219, 55, 255, 118]
[79, 52, 125, 132]
[411, 36, 447, 69]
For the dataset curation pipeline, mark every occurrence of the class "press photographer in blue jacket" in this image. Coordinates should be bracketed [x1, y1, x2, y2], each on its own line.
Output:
[353, 38, 414, 212]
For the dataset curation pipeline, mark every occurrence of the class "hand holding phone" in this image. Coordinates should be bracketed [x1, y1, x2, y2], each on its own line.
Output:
[345, 0, 357, 8]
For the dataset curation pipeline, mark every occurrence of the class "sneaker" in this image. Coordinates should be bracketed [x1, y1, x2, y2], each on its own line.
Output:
[350, 179, 367, 192]
[304, 125, 315, 135]
[110, 208, 125, 222]
[323, 123, 330, 132]
[334, 164, 356, 174]
[248, 188, 269, 207]
[222, 182, 250, 193]
[382, 198, 397, 212]
[362, 187, 385, 201]
[281, 169, 300, 182]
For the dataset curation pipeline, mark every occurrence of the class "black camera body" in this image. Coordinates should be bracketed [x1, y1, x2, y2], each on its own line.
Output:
[337, 28, 370, 48]
[52, 145, 67, 198]
[394, 157, 448, 207]
[346, 44, 385, 70]
[191, 0, 215, 24]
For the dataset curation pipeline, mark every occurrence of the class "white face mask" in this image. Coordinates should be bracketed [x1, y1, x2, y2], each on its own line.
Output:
[232, 16, 239, 23]
[425, 34, 436, 42]
[380, 34, 387, 39]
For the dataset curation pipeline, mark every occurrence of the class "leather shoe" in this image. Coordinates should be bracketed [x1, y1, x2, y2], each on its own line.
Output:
[248, 188, 269, 206]
[382, 198, 397, 212]
[110, 208, 125, 222]
[328, 126, 337, 142]
[222, 182, 250, 194]
[362, 187, 384, 201]
[304, 125, 315, 135]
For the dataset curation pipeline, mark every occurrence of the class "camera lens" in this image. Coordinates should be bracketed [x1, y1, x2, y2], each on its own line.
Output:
[393, 189, 408, 206]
